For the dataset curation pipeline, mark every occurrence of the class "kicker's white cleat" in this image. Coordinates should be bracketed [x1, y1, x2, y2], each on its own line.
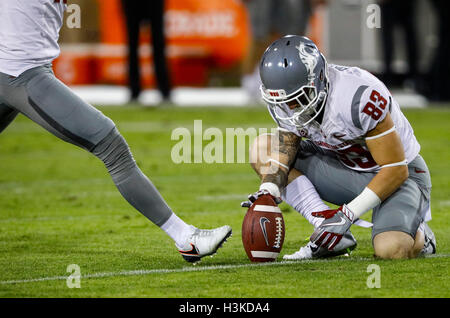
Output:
[177, 225, 232, 263]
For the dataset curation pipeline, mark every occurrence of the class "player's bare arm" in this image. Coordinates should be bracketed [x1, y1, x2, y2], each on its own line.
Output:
[365, 112, 408, 201]
[259, 129, 300, 189]
[242, 129, 300, 207]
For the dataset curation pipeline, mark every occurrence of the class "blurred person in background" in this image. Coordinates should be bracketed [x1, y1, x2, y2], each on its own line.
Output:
[427, 0, 450, 101]
[121, 0, 172, 104]
[379, 0, 418, 90]
[241, 0, 327, 102]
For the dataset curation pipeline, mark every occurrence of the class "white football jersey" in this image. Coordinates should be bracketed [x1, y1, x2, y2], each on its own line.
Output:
[269, 64, 421, 172]
[0, 0, 66, 77]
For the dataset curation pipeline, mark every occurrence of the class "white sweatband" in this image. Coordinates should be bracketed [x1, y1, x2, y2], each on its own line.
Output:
[381, 159, 408, 168]
[365, 125, 396, 140]
[347, 187, 381, 219]
[259, 182, 281, 198]
[268, 158, 290, 170]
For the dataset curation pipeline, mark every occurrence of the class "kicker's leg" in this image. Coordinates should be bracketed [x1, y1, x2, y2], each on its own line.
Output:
[90, 127, 174, 226]
[1, 65, 192, 244]
[0, 65, 232, 262]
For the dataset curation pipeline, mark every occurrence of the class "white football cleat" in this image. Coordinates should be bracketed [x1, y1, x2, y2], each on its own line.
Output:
[177, 225, 232, 263]
[283, 241, 315, 260]
[283, 231, 357, 260]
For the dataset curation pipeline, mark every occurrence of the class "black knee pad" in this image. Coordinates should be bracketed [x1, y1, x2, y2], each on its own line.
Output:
[91, 127, 137, 183]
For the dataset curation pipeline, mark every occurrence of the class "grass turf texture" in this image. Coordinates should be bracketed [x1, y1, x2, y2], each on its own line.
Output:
[0, 104, 449, 298]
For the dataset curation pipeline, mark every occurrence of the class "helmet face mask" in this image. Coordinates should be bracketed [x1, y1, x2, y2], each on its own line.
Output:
[262, 85, 328, 129]
[259, 35, 329, 129]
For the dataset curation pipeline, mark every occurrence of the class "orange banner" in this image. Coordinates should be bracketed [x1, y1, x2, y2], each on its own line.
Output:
[55, 0, 250, 86]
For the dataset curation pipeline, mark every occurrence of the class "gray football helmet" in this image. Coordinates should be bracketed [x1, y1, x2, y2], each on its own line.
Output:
[259, 35, 329, 128]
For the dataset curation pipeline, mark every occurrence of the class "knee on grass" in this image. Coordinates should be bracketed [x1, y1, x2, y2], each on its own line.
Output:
[373, 231, 423, 259]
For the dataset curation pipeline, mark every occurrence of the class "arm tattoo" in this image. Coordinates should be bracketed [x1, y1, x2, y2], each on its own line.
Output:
[275, 130, 301, 159]
[261, 130, 300, 190]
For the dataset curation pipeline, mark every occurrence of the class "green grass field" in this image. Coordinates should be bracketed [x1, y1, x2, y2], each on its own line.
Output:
[0, 104, 449, 298]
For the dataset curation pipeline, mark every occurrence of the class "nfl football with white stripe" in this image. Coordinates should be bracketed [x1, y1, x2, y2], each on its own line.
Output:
[242, 194, 285, 262]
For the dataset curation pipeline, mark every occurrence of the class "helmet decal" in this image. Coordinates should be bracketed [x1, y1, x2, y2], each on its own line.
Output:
[296, 41, 320, 83]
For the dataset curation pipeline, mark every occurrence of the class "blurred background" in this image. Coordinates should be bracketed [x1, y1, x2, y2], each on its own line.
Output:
[56, 0, 450, 107]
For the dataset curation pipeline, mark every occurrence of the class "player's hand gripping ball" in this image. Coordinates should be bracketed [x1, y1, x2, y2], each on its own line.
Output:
[241, 194, 285, 262]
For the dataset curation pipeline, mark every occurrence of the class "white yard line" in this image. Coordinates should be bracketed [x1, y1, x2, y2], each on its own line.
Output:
[1, 254, 448, 285]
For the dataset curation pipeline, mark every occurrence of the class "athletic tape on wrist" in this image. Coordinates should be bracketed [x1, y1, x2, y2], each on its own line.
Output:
[259, 182, 281, 198]
[347, 187, 381, 219]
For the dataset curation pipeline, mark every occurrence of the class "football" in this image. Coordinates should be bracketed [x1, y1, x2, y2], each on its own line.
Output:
[241, 194, 285, 262]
